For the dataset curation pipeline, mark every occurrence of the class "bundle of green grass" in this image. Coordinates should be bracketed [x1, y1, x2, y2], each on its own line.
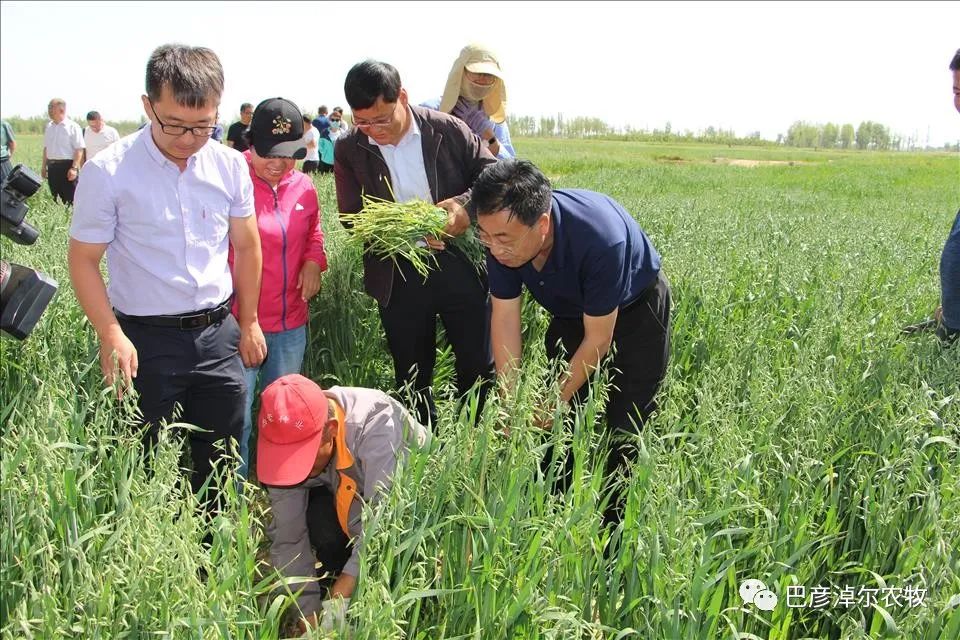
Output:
[340, 194, 486, 279]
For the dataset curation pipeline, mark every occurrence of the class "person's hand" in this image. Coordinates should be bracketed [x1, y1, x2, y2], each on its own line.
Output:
[534, 394, 571, 431]
[98, 325, 138, 399]
[294, 612, 318, 637]
[239, 321, 267, 367]
[452, 98, 494, 137]
[318, 597, 351, 634]
[425, 198, 471, 251]
[67, 167, 79, 182]
[41, 165, 48, 180]
[297, 261, 322, 302]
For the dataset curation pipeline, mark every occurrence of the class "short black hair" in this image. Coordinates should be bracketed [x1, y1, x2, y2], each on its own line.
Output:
[951, 48, 960, 71]
[344, 60, 401, 110]
[145, 43, 224, 108]
[241, 102, 253, 112]
[318, 105, 328, 115]
[470, 159, 553, 226]
[86, 110, 101, 121]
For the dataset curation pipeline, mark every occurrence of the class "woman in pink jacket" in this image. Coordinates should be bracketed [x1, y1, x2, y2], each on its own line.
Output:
[229, 97, 327, 478]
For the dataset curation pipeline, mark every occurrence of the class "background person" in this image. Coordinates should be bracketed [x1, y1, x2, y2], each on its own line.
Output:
[83, 111, 120, 162]
[257, 374, 429, 635]
[317, 116, 334, 174]
[231, 98, 327, 479]
[68, 44, 266, 509]
[226, 102, 253, 151]
[312, 104, 330, 132]
[936, 49, 960, 342]
[334, 59, 497, 426]
[301, 114, 320, 174]
[421, 43, 516, 159]
[42, 98, 85, 204]
[901, 47, 960, 344]
[0, 119, 15, 182]
[329, 108, 346, 143]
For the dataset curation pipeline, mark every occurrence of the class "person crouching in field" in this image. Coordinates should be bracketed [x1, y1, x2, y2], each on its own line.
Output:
[257, 374, 430, 634]
[229, 98, 327, 479]
[471, 159, 672, 524]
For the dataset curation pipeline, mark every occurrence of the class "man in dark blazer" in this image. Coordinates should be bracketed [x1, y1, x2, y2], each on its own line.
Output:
[334, 59, 497, 426]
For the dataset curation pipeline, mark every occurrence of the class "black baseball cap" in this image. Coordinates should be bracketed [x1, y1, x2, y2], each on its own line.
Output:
[250, 97, 307, 159]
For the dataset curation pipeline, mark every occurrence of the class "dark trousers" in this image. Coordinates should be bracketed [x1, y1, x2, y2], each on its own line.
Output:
[317, 162, 334, 174]
[378, 251, 494, 426]
[545, 272, 671, 519]
[47, 159, 76, 204]
[306, 486, 353, 581]
[0, 157, 12, 183]
[117, 313, 246, 511]
[302, 160, 319, 174]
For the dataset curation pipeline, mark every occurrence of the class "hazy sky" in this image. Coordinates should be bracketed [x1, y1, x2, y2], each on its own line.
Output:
[2, 1, 958, 144]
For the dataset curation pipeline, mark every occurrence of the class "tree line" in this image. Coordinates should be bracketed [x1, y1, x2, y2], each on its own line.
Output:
[4, 112, 954, 152]
[507, 114, 957, 151]
[783, 120, 900, 150]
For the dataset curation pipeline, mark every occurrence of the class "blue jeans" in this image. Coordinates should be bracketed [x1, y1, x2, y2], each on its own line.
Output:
[941, 211, 960, 332]
[240, 325, 307, 478]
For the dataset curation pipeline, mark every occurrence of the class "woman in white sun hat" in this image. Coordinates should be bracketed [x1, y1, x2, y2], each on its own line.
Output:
[421, 43, 516, 159]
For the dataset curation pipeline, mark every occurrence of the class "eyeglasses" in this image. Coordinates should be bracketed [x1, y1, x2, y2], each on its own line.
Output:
[352, 105, 397, 130]
[476, 224, 536, 254]
[149, 101, 219, 138]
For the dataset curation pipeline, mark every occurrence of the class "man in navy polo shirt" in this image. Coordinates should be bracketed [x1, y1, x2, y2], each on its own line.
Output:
[470, 159, 671, 517]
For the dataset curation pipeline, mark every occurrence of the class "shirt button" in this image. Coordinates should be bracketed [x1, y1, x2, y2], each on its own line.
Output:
[539, 281, 544, 286]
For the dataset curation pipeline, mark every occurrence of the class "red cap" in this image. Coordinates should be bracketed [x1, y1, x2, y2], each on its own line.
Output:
[256, 374, 330, 486]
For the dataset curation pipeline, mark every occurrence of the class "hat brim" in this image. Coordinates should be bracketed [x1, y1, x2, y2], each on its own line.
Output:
[256, 428, 324, 486]
[465, 61, 503, 78]
[254, 138, 307, 160]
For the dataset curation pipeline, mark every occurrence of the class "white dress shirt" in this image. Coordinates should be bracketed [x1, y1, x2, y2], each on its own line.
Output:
[369, 109, 432, 203]
[84, 124, 121, 160]
[44, 118, 85, 160]
[69, 127, 255, 316]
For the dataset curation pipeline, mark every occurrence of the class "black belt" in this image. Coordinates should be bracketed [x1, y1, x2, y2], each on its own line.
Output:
[620, 272, 661, 313]
[47, 159, 73, 164]
[115, 300, 231, 330]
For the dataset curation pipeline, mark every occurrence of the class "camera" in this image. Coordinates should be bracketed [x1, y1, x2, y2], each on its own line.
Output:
[1, 164, 58, 340]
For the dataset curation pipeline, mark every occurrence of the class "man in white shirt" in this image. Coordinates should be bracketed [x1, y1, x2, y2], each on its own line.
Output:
[83, 111, 120, 162]
[301, 115, 320, 173]
[42, 98, 85, 204]
[68, 43, 267, 511]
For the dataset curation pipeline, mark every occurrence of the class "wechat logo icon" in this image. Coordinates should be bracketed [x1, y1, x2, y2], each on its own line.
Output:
[740, 578, 778, 611]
